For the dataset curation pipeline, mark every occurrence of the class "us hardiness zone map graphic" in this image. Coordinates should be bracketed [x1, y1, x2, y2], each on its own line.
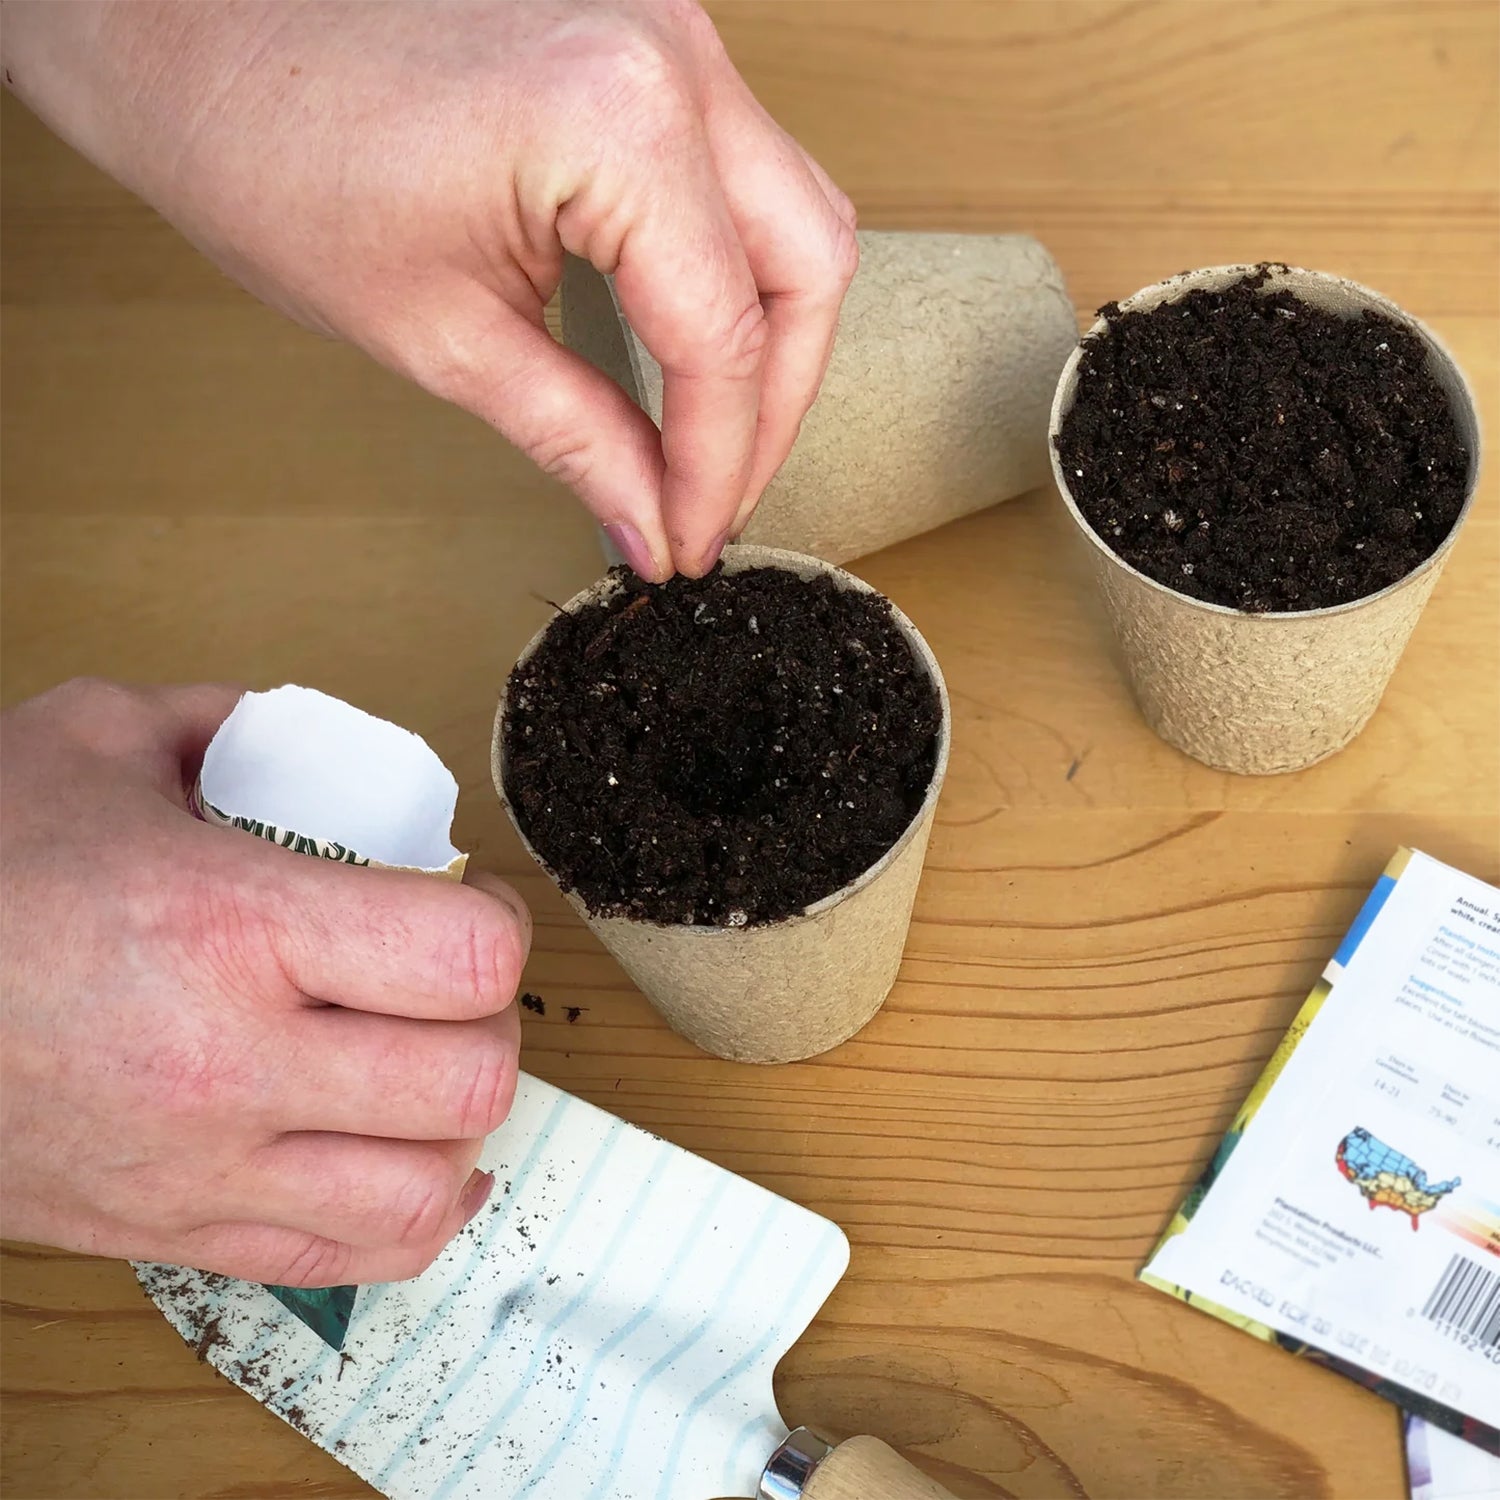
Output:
[1336, 1128, 1461, 1230]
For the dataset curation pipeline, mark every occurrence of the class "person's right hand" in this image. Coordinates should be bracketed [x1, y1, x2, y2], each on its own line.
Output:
[1, 0, 859, 579]
[0, 678, 529, 1286]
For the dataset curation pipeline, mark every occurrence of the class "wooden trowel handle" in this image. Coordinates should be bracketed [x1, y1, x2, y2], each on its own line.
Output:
[801, 1435, 958, 1500]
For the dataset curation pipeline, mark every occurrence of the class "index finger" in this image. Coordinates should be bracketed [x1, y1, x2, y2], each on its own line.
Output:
[238, 849, 532, 1021]
[704, 108, 859, 536]
[610, 164, 766, 577]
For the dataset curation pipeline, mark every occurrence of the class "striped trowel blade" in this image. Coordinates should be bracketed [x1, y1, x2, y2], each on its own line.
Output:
[137, 1071, 850, 1500]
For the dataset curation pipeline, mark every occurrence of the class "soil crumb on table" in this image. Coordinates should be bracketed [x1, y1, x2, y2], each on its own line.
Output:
[504, 564, 941, 926]
[1054, 267, 1469, 611]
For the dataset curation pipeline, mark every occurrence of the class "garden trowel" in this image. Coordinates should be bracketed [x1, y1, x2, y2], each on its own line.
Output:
[138, 1071, 955, 1499]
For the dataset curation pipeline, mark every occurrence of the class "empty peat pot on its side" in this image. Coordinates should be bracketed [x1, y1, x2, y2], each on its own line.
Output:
[567, 230, 1079, 566]
[1049, 264, 1481, 776]
[492, 546, 951, 1065]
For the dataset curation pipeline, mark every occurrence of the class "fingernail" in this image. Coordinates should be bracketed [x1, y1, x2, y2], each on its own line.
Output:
[460, 1169, 495, 1223]
[603, 523, 660, 582]
[700, 529, 731, 573]
[733, 470, 777, 538]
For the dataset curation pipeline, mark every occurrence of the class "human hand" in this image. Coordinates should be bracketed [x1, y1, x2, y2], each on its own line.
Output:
[0, 679, 528, 1286]
[1, 0, 858, 579]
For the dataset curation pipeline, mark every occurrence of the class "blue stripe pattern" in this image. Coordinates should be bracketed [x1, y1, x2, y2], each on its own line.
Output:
[423, 1130, 671, 1497]
[141, 1076, 852, 1500]
[322, 1089, 577, 1449]
[725, 1409, 780, 1488]
[378, 1114, 628, 1485]
[225, 1090, 575, 1420]
[653, 1230, 839, 1499]
[582, 1197, 784, 1500]
[513, 1171, 734, 1495]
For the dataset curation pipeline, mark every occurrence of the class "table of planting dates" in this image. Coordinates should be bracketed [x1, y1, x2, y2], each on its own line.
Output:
[3, 4, 1495, 1497]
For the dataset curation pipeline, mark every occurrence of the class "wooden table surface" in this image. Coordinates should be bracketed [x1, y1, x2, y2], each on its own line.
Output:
[3, 3, 1497, 1497]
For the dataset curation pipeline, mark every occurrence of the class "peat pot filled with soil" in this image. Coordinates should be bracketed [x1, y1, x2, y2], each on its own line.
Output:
[493, 546, 951, 1064]
[1050, 264, 1480, 775]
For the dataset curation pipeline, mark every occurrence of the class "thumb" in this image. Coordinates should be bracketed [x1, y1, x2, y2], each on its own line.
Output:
[420, 294, 672, 582]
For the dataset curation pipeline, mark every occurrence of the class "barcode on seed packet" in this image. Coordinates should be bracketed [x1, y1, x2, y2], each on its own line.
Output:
[1423, 1254, 1500, 1353]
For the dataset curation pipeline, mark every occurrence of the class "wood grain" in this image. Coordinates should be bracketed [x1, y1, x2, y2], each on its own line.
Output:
[3, 3, 1497, 1497]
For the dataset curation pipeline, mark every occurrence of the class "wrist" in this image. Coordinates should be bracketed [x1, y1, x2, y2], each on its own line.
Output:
[1, 1, 236, 204]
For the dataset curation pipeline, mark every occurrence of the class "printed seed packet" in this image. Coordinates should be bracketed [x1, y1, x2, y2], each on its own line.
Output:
[1142, 849, 1499, 1455]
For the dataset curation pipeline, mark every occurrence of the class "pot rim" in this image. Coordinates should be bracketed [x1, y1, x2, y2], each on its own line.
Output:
[492, 543, 952, 936]
[1047, 263, 1483, 622]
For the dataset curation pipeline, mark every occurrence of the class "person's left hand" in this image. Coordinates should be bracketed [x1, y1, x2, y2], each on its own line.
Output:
[0, 678, 528, 1286]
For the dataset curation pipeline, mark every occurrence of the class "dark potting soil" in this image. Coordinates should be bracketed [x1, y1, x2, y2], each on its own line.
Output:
[503, 564, 942, 927]
[1054, 267, 1470, 611]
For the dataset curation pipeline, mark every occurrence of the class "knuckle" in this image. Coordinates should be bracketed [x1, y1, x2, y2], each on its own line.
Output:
[118, 869, 277, 1114]
[391, 1160, 455, 1247]
[36, 676, 153, 748]
[675, 0, 724, 51]
[709, 299, 769, 381]
[594, 33, 684, 122]
[467, 356, 598, 496]
[392, 319, 485, 413]
[44, 674, 116, 710]
[527, 429, 598, 493]
[826, 181, 859, 233]
[452, 1032, 518, 1138]
[828, 216, 860, 287]
[542, 21, 689, 139]
[275, 1234, 353, 1289]
[167, 866, 279, 1006]
[447, 897, 526, 1016]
